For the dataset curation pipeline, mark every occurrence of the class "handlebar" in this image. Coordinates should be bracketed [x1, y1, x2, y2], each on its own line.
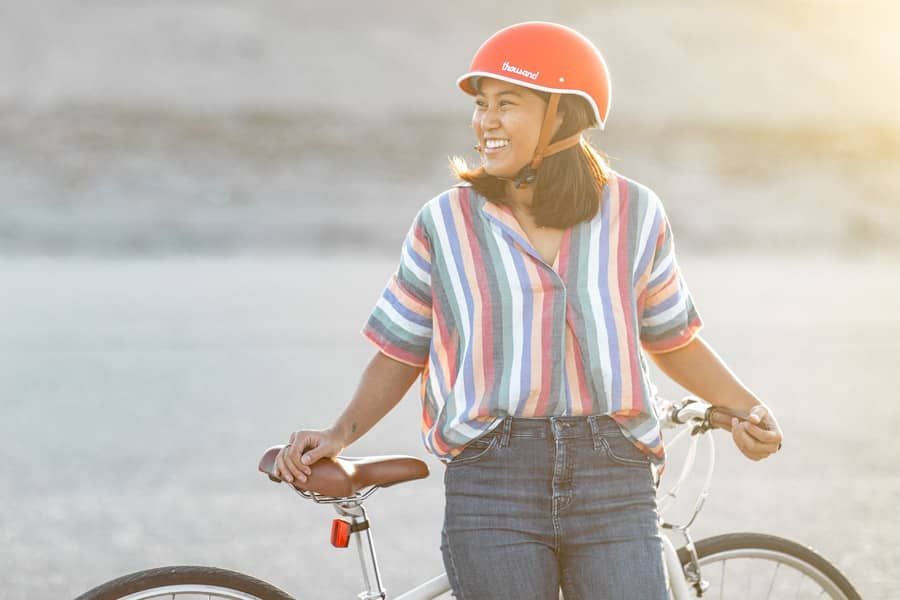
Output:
[660, 396, 768, 432]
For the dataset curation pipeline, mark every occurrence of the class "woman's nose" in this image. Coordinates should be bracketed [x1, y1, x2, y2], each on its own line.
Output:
[479, 106, 501, 131]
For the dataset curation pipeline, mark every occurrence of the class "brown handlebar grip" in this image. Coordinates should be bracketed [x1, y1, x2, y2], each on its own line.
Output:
[708, 406, 770, 431]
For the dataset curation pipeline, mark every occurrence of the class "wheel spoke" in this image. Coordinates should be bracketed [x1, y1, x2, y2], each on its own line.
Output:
[719, 558, 726, 598]
[795, 568, 805, 599]
[682, 533, 860, 600]
[744, 561, 750, 600]
[766, 560, 780, 598]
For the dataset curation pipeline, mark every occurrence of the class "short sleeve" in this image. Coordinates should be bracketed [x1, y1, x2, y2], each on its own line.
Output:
[639, 197, 703, 354]
[361, 206, 433, 367]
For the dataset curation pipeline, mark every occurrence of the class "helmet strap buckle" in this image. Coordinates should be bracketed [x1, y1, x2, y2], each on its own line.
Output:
[514, 166, 538, 189]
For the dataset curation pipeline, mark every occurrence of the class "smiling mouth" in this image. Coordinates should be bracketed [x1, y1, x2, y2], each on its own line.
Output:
[483, 138, 510, 154]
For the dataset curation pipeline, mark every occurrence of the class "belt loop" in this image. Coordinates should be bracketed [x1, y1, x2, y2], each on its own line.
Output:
[587, 415, 603, 450]
[500, 416, 512, 448]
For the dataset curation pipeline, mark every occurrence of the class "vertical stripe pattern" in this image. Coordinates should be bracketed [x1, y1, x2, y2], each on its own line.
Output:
[361, 171, 703, 472]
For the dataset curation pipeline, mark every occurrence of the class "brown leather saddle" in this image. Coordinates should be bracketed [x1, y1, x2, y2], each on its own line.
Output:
[258, 445, 430, 499]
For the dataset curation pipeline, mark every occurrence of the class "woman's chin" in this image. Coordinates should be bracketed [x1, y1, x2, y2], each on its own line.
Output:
[484, 162, 527, 180]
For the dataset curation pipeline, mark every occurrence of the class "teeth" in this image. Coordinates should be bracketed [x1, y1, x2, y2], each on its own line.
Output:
[485, 139, 510, 149]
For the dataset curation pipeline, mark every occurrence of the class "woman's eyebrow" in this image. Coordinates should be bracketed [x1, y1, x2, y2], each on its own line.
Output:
[476, 90, 524, 99]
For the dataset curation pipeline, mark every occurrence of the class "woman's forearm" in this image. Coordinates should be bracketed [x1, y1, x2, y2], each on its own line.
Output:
[647, 335, 762, 412]
[331, 350, 423, 447]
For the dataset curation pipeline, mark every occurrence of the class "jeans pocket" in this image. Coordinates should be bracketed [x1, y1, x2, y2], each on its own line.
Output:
[447, 431, 500, 467]
[601, 435, 652, 467]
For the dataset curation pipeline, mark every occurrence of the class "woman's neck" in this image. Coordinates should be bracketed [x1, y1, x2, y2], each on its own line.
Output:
[504, 181, 535, 212]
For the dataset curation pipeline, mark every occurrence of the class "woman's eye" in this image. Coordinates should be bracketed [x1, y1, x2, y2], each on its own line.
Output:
[474, 100, 514, 109]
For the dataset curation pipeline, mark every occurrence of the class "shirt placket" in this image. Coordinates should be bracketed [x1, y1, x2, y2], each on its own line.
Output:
[481, 204, 572, 413]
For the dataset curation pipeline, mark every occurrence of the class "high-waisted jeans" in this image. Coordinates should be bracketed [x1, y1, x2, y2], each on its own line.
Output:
[440, 415, 668, 600]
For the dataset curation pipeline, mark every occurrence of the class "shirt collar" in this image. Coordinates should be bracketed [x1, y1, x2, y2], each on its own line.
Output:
[476, 192, 572, 271]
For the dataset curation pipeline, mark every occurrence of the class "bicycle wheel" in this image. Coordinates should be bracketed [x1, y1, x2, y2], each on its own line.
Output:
[676, 533, 861, 599]
[74, 565, 294, 600]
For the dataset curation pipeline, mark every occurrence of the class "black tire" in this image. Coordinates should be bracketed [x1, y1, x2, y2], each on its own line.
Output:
[676, 532, 861, 599]
[74, 565, 294, 600]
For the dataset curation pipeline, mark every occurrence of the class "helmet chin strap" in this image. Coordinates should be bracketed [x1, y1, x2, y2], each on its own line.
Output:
[479, 93, 584, 189]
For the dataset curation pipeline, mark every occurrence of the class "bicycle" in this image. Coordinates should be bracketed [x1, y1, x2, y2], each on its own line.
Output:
[75, 396, 861, 599]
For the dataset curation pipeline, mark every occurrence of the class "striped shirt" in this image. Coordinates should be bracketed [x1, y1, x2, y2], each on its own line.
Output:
[361, 170, 702, 470]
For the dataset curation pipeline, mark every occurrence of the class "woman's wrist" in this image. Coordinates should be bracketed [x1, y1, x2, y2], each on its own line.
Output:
[328, 422, 352, 448]
[710, 388, 764, 414]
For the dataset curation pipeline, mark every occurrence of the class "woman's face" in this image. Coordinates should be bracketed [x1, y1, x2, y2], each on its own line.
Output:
[472, 78, 562, 179]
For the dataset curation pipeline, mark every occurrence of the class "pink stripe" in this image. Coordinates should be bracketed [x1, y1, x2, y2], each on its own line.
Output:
[412, 221, 430, 258]
[643, 315, 703, 353]
[459, 190, 495, 407]
[567, 324, 593, 414]
[534, 264, 556, 414]
[388, 276, 430, 317]
[430, 427, 453, 457]
[362, 328, 425, 367]
[521, 255, 544, 415]
[419, 364, 435, 430]
[605, 176, 634, 412]
[432, 295, 457, 391]
[558, 231, 590, 413]
[616, 182, 643, 413]
[448, 192, 485, 419]
[557, 226, 571, 278]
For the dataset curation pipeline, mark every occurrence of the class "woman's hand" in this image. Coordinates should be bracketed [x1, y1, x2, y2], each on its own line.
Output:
[274, 428, 346, 484]
[729, 404, 784, 461]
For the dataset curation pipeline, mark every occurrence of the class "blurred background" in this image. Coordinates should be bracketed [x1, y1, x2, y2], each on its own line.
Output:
[1, 1, 898, 598]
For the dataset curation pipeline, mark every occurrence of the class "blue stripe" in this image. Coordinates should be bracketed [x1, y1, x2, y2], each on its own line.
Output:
[598, 182, 622, 409]
[439, 196, 476, 406]
[428, 343, 452, 399]
[648, 263, 674, 291]
[405, 237, 431, 274]
[508, 236, 533, 416]
[479, 208, 546, 266]
[642, 288, 682, 318]
[400, 178, 689, 468]
[383, 287, 432, 328]
[633, 205, 662, 286]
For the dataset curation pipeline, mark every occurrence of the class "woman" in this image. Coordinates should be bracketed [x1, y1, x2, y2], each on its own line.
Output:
[275, 22, 784, 599]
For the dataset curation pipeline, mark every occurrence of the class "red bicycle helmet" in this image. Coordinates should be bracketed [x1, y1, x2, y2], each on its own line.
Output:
[457, 21, 611, 130]
[457, 22, 612, 186]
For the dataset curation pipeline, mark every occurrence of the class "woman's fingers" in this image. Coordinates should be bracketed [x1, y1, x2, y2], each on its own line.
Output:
[281, 445, 306, 483]
[743, 420, 781, 445]
[292, 436, 314, 475]
[731, 418, 780, 460]
[285, 442, 306, 481]
[281, 447, 298, 482]
[274, 430, 336, 485]
[274, 448, 292, 482]
[299, 434, 336, 467]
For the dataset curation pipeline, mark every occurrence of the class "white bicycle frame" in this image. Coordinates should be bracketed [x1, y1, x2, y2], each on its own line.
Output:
[296, 398, 715, 600]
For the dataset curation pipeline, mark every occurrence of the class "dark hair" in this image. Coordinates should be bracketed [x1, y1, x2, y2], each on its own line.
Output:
[450, 84, 610, 229]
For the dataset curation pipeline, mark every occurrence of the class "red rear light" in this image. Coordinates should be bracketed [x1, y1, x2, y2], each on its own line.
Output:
[331, 519, 351, 548]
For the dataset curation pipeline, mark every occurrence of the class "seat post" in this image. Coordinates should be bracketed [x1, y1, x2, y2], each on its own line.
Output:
[333, 501, 387, 600]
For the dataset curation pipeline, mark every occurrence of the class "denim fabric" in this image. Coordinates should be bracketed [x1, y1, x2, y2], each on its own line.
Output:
[440, 415, 667, 600]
